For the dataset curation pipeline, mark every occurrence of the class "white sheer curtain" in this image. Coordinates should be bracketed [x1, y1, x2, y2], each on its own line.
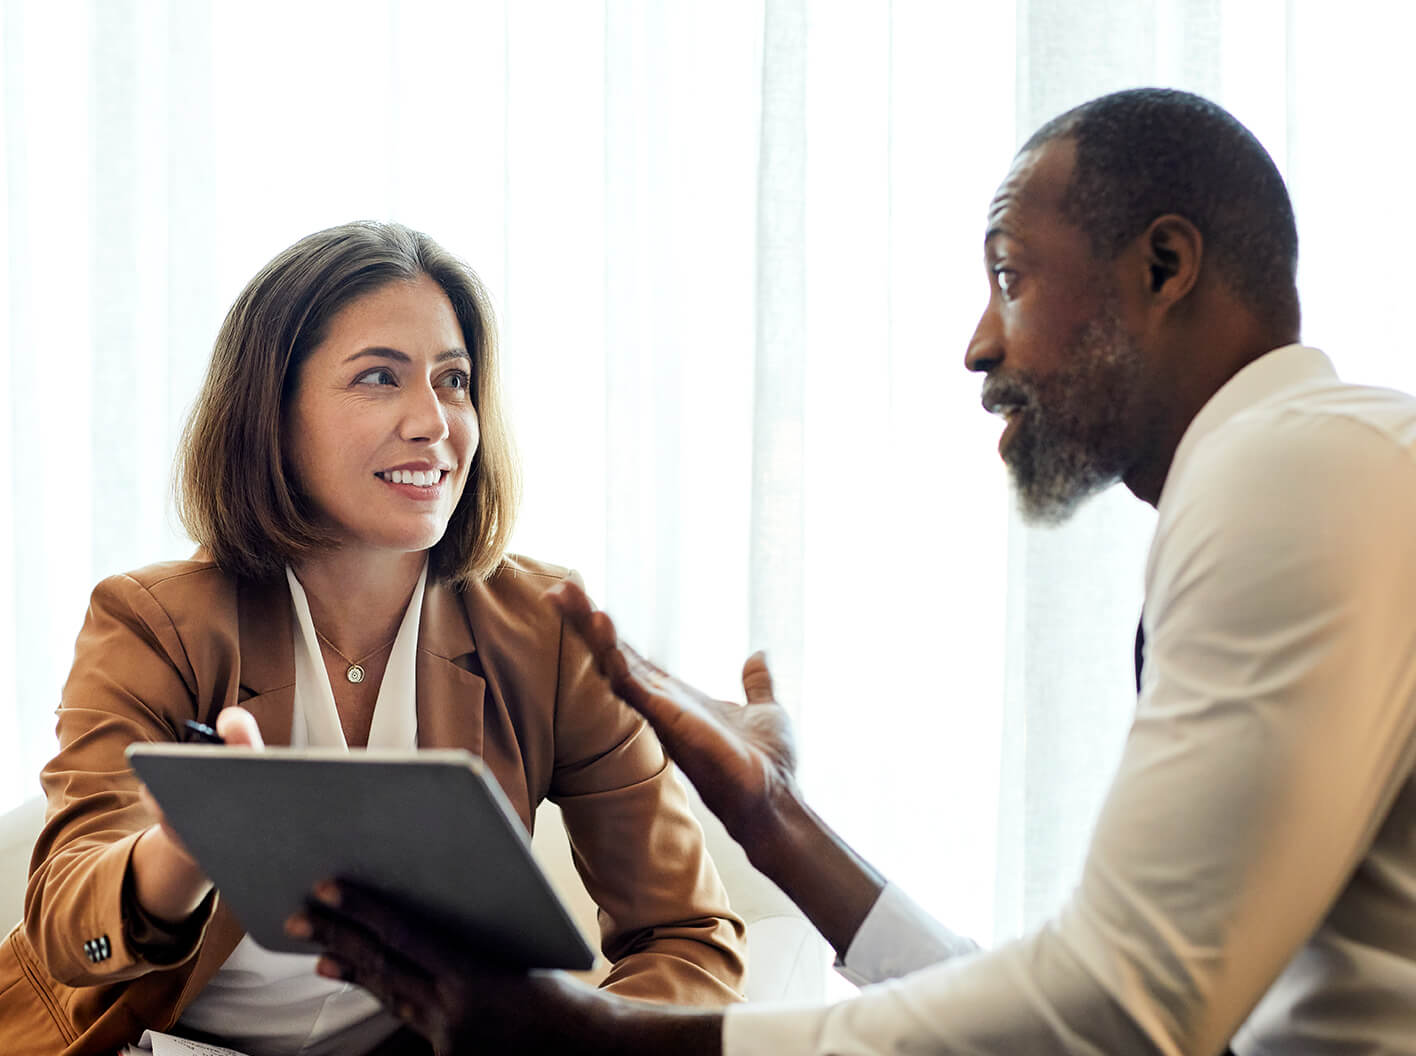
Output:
[4, 0, 1416, 960]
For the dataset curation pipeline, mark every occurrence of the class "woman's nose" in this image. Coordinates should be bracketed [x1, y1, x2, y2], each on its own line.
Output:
[400, 382, 450, 443]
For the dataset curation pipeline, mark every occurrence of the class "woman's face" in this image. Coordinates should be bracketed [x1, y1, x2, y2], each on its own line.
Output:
[285, 273, 479, 560]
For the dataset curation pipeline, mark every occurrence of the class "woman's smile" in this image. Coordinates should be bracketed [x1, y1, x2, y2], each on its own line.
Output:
[376, 465, 453, 500]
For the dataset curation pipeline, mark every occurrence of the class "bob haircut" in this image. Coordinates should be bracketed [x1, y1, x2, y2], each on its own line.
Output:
[176, 221, 519, 585]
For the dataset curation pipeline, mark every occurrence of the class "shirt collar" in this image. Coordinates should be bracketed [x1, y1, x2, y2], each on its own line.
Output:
[1159, 344, 1337, 511]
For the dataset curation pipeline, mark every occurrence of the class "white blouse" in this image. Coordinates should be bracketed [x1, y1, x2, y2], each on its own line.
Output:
[173, 563, 429, 1056]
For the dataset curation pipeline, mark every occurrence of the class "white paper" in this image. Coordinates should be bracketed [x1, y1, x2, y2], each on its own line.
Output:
[122, 1030, 253, 1056]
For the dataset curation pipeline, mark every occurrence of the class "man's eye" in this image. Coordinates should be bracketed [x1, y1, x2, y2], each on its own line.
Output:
[993, 268, 1019, 297]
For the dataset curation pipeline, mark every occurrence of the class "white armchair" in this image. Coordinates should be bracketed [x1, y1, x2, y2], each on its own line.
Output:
[0, 793, 44, 929]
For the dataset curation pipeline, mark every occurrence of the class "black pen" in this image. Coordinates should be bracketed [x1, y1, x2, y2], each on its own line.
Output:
[183, 719, 226, 745]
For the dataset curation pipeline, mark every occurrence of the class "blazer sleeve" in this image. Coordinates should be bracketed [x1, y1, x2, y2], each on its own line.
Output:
[547, 580, 747, 1006]
[26, 572, 220, 987]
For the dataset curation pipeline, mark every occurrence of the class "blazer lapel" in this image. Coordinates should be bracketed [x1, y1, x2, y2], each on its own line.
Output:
[232, 574, 486, 750]
[235, 577, 297, 746]
[414, 578, 485, 757]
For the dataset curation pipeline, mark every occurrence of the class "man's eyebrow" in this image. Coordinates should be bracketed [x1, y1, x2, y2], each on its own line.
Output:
[984, 193, 1020, 248]
[984, 228, 1016, 252]
[342, 346, 471, 364]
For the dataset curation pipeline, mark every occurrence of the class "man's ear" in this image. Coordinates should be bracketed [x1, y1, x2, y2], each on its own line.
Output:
[1141, 214, 1202, 308]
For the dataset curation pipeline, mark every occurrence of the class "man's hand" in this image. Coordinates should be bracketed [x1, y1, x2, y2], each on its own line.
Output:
[289, 880, 721, 1055]
[547, 581, 888, 958]
[546, 580, 798, 848]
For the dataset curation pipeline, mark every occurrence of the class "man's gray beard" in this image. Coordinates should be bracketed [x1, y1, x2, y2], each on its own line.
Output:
[1005, 305, 1142, 525]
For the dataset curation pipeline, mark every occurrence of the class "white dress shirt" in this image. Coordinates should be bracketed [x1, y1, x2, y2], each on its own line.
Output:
[172, 564, 429, 1056]
[725, 346, 1416, 1054]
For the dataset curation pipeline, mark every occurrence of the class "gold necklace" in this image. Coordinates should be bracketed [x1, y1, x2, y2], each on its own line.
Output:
[315, 629, 396, 684]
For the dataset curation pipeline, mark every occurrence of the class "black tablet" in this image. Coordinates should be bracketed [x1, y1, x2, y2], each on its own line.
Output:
[126, 744, 595, 969]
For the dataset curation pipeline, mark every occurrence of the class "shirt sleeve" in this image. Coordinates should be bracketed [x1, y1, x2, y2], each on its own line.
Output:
[837, 882, 980, 987]
[725, 408, 1416, 1054]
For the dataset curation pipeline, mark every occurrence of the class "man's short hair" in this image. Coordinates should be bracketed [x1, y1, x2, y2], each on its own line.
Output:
[176, 221, 520, 585]
[1024, 88, 1300, 336]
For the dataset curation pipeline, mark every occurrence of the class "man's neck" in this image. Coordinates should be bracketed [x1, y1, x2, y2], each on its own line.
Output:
[1124, 324, 1298, 507]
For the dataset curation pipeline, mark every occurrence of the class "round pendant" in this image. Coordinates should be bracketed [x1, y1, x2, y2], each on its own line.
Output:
[346, 663, 366, 684]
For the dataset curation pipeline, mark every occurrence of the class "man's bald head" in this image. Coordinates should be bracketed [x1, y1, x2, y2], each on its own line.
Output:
[1023, 88, 1300, 342]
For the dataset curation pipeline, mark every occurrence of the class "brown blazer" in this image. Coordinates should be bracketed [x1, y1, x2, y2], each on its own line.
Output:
[0, 554, 745, 1055]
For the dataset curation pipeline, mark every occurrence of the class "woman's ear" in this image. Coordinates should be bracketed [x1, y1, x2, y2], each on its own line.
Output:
[1142, 214, 1202, 308]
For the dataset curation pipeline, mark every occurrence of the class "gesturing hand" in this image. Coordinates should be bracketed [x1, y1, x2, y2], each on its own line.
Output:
[549, 582, 887, 959]
[546, 580, 799, 850]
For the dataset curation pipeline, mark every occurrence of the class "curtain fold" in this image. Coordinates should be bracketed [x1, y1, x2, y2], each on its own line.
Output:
[750, 0, 805, 723]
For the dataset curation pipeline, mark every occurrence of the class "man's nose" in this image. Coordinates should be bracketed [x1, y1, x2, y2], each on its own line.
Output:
[964, 305, 1003, 374]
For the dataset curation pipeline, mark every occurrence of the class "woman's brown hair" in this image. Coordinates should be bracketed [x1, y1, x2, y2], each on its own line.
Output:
[176, 221, 519, 584]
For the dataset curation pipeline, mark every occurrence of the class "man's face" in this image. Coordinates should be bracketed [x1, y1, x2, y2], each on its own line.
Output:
[966, 138, 1145, 524]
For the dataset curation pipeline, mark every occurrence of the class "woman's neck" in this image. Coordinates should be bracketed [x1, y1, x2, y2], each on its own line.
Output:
[291, 548, 427, 657]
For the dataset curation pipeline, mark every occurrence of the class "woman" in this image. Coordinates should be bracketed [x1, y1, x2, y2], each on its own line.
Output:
[0, 222, 745, 1056]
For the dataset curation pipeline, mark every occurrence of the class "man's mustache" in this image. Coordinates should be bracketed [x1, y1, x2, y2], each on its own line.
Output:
[980, 373, 1033, 416]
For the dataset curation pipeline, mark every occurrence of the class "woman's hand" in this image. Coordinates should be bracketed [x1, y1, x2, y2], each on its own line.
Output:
[129, 706, 265, 924]
[546, 580, 798, 853]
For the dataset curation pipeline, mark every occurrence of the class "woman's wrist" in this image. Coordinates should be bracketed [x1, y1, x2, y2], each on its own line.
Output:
[130, 823, 213, 925]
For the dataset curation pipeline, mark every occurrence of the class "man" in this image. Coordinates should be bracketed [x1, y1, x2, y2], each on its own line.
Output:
[293, 88, 1416, 1053]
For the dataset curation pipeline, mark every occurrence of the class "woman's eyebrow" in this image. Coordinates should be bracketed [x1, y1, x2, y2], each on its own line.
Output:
[342, 346, 470, 364]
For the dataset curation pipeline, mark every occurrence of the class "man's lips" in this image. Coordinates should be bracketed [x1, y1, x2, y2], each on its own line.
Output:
[981, 380, 1029, 456]
[980, 377, 1028, 417]
[997, 406, 1025, 455]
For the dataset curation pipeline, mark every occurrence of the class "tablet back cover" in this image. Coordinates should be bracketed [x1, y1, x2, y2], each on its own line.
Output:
[127, 745, 595, 970]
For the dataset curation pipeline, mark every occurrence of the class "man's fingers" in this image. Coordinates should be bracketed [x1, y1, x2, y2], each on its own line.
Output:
[546, 582, 707, 738]
[313, 939, 434, 1031]
[299, 886, 439, 1005]
[315, 880, 427, 961]
[546, 582, 618, 655]
[545, 579, 595, 618]
[215, 706, 265, 749]
[741, 651, 775, 705]
[583, 611, 623, 663]
[607, 653, 675, 724]
[547, 583, 631, 682]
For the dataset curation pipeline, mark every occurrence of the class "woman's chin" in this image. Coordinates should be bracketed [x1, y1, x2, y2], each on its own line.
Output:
[329, 523, 450, 561]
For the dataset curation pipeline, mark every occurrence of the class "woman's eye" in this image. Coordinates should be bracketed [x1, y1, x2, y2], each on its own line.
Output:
[355, 367, 398, 386]
[993, 268, 1019, 298]
[438, 370, 472, 393]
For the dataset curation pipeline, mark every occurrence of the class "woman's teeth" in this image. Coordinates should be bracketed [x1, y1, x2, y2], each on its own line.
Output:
[380, 469, 442, 486]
